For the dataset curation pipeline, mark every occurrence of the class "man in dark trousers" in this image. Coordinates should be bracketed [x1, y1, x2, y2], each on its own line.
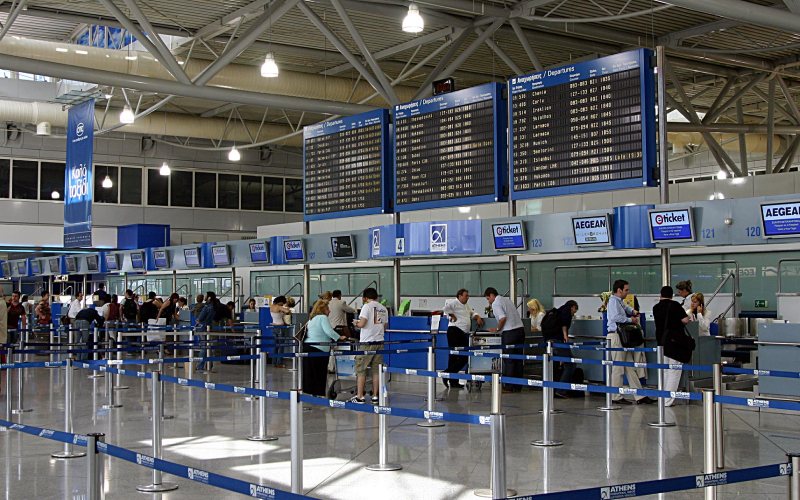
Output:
[442, 289, 484, 388]
[542, 300, 580, 398]
[74, 303, 105, 361]
[652, 286, 691, 407]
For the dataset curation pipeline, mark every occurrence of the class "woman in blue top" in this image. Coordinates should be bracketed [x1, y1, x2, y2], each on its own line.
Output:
[303, 299, 345, 397]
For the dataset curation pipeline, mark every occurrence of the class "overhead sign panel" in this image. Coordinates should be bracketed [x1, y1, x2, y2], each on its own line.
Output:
[761, 201, 800, 238]
[303, 109, 391, 221]
[649, 209, 695, 243]
[572, 215, 612, 246]
[492, 222, 527, 251]
[64, 99, 95, 247]
[394, 82, 507, 211]
[509, 49, 656, 199]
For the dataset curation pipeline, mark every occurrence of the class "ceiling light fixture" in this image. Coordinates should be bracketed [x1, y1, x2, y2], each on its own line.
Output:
[51, 190, 60, 200]
[119, 105, 135, 124]
[717, 170, 728, 180]
[102, 175, 113, 188]
[402, 3, 424, 33]
[75, 49, 88, 55]
[124, 55, 138, 61]
[228, 146, 241, 162]
[160, 161, 171, 176]
[56, 47, 69, 53]
[260, 52, 279, 78]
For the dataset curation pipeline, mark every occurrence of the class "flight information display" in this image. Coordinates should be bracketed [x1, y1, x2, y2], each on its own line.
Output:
[509, 49, 656, 199]
[394, 82, 506, 211]
[303, 109, 390, 221]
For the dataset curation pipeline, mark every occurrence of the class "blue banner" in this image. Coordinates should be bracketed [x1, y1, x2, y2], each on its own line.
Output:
[64, 99, 94, 247]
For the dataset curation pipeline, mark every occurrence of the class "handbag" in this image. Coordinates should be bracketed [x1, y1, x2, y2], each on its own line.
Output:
[292, 321, 310, 344]
[617, 322, 644, 348]
[662, 302, 696, 363]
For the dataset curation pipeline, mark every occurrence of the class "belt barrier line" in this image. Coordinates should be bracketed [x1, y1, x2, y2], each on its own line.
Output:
[553, 343, 657, 353]
[272, 347, 431, 358]
[0, 419, 305, 499]
[499, 375, 703, 401]
[723, 366, 800, 379]
[715, 394, 800, 412]
[76, 362, 153, 380]
[446, 350, 544, 361]
[0, 360, 67, 370]
[82, 354, 258, 367]
[511, 462, 791, 499]
[551, 355, 714, 373]
[386, 366, 489, 383]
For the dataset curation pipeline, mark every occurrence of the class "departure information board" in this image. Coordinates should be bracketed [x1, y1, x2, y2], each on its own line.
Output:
[394, 83, 506, 211]
[509, 49, 656, 199]
[303, 109, 390, 221]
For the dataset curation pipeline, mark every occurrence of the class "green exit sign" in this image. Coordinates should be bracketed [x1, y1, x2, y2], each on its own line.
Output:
[754, 300, 768, 308]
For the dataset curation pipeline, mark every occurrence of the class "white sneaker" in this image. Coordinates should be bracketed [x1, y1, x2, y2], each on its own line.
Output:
[349, 396, 365, 404]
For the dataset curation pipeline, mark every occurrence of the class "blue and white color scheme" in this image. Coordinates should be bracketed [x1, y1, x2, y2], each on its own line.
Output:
[130, 251, 145, 270]
[184, 248, 201, 267]
[211, 245, 230, 266]
[429, 224, 448, 253]
[64, 99, 95, 247]
[572, 215, 612, 246]
[760, 201, 800, 238]
[649, 209, 695, 243]
[371, 228, 381, 258]
[371, 220, 481, 258]
[492, 222, 527, 251]
[283, 239, 305, 262]
[105, 253, 119, 271]
[152, 250, 168, 268]
[248, 242, 269, 263]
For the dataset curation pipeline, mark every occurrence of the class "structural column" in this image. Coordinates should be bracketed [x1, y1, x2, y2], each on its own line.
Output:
[657, 46, 671, 287]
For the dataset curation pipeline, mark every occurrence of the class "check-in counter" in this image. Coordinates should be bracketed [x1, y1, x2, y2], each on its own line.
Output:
[757, 322, 800, 397]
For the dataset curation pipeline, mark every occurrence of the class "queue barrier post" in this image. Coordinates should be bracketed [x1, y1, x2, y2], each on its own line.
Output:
[648, 346, 675, 428]
[88, 327, 103, 379]
[1, 347, 12, 431]
[246, 332, 258, 402]
[136, 371, 178, 493]
[102, 363, 122, 410]
[597, 343, 620, 412]
[288, 326, 298, 373]
[475, 374, 516, 498]
[248, 349, 277, 442]
[367, 364, 402, 472]
[12, 337, 32, 414]
[789, 453, 800, 500]
[290, 386, 303, 494]
[533, 351, 562, 448]
[713, 363, 724, 469]
[113, 328, 129, 391]
[159, 342, 173, 421]
[703, 389, 717, 500]
[186, 328, 195, 378]
[418, 345, 444, 428]
[52, 358, 86, 459]
[86, 432, 105, 500]
[49, 324, 55, 363]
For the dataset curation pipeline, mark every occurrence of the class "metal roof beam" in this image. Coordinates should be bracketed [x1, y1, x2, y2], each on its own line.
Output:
[658, 19, 740, 44]
[509, 18, 543, 72]
[194, 0, 271, 41]
[783, 0, 800, 13]
[0, 0, 29, 42]
[478, 27, 522, 76]
[657, 0, 800, 34]
[411, 27, 470, 100]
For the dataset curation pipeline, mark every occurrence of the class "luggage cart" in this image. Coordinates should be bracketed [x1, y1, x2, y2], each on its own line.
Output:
[466, 331, 503, 392]
[326, 341, 357, 400]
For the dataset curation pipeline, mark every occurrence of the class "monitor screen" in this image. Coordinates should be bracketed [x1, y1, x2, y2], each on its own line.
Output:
[65, 257, 77, 273]
[572, 215, 612, 246]
[30, 260, 41, 275]
[761, 201, 800, 238]
[249, 242, 269, 263]
[283, 239, 305, 262]
[16, 261, 26, 274]
[211, 245, 230, 266]
[1, 262, 9, 277]
[153, 250, 168, 268]
[130, 251, 145, 270]
[105, 254, 119, 271]
[86, 255, 99, 272]
[331, 235, 355, 259]
[649, 209, 695, 243]
[184, 248, 201, 268]
[49, 258, 60, 273]
[491, 222, 527, 251]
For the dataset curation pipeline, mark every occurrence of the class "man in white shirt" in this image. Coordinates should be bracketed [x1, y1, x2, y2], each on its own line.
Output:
[485, 287, 525, 392]
[350, 288, 388, 404]
[68, 292, 84, 320]
[328, 290, 356, 332]
[606, 279, 654, 405]
[442, 289, 484, 389]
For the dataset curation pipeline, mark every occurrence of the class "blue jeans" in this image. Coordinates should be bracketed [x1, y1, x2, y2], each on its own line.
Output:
[74, 320, 91, 361]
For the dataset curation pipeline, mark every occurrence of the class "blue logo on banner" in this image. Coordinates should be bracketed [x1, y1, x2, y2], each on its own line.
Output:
[430, 224, 447, 252]
[372, 228, 380, 257]
[64, 99, 94, 247]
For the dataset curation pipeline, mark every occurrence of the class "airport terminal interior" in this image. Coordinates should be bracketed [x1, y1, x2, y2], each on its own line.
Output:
[3, 0, 800, 498]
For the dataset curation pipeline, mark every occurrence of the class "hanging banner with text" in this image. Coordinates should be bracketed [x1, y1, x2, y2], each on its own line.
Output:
[64, 99, 94, 247]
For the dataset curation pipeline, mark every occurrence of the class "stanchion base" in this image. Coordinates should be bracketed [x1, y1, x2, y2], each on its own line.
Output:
[597, 406, 621, 412]
[532, 440, 563, 447]
[136, 483, 179, 492]
[647, 421, 676, 428]
[87, 373, 104, 379]
[11, 408, 33, 414]
[537, 409, 564, 415]
[113, 386, 130, 391]
[416, 421, 445, 428]
[247, 435, 279, 442]
[474, 488, 517, 498]
[161, 415, 174, 420]
[365, 463, 402, 471]
[245, 396, 256, 402]
[102, 404, 123, 409]
[51, 450, 87, 459]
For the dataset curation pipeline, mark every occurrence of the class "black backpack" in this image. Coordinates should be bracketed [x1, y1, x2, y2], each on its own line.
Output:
[540, 308, 561, 341]
[122, 298, 138, 320]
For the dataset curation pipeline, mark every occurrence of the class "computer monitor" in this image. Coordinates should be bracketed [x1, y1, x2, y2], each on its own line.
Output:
[130, 251, 145, 270]
[761, 201, 800, 238]
[153, 250, 168, 269]
[283, 239, 305, 262]
[648, 209, 696, 243]
[211, 245, 230, 266]
[105, 254, 119, 271]
[184, 247, 201, 268]
[49, 258, 60, 273]
[572, 215, 612, 246]
[30, 260, 41, 275]
[86, 255, 99, 272]
[1, 262, 10, 277]
[16, 261, 26, 274]
[331, 235, 355, 259]
[65, 257, 77, 273]
[249, 242, 269, 263]
[491, 222, 527, 251]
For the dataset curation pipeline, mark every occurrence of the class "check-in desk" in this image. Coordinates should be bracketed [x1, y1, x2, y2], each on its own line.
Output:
[757, 322, 800, 397]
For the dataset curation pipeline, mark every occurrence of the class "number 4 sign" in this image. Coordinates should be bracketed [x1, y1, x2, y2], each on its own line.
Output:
[395, 238, 405, 255]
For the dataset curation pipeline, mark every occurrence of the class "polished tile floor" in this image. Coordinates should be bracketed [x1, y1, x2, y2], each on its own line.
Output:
[0, 359, 796, 499]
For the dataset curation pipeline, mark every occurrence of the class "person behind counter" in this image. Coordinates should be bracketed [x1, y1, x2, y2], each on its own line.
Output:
[484, 287, 525, 393]
[303, 299, 347, 397]
[527, 298, 546, 333]
[688, 292, 712, 336]
[675, 280, 694, 306]
[328, 290, 356, 336]
[246, 298, 257, 312]
[653, 286, 691, 407]
[442, 289, 484, 389]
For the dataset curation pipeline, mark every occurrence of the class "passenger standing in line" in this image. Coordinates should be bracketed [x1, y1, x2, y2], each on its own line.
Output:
[652, 286, 691, 407]
[35, 292, 52, 326]
[192, 294, 206, 318]
[484, 287, 525, 393]
[442, 289, 484, 388]
[328, 290, 356, 336]
[74, 302, 105, 361]
[688, 292, 713, 336]
[106, 294, 121, 322]
[606, 279, 655, 405]
[675, 280, 694, 306]
[303, 299, 346, 397]
[68, 292, 84, 322]
[0, 292, 8, 366]
[7, 291, 27, 345]
[195, 292, 217, 372]
[542, 300, 579, 399]
[122, 289, 139, 324]
[139, 292, 159, 324]
[350, 288, 388, 404]
[270, 296, 292, 367]
[93, 283, 110, 305]
[158, 292, 180, 352]
[527, 298, 546, 333]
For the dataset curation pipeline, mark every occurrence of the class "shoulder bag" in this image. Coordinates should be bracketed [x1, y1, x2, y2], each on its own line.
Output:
[617, 322, 644, 348]
[662, 302, 696, 363]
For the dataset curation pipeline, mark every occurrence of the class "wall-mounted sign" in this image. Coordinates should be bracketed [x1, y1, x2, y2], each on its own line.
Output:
[492, 222, 527, 251]
[761, 201, 800, 238]
[649, 209, 695, 243]
[572, 215, 612, 246]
